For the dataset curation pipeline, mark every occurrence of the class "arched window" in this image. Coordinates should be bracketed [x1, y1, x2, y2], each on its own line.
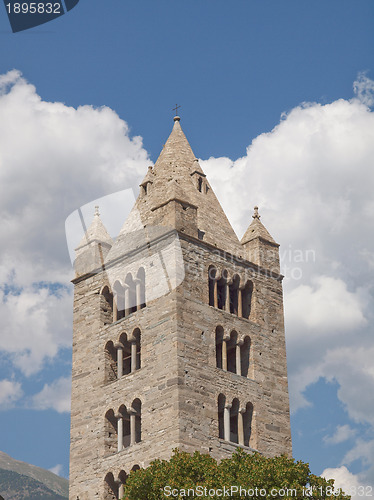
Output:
[119, 333, 132, 375]
[132, 328, 141, 370]
[105, 471, 127, 500]
[227, 331, 237, 374]
[217, 271, 227, 310]
[114, 274, 143, 320]
[215, 328, 249, 378]
[241, 281, 253, 319]
[209, 268, 251, 318]
[230, 399, 240, 444]
[132, 398, 142, 444]
[136, 267, 146, 309]
[208, 266, 217, 307]
[115, 400, 142, 450]
[215, 326, 224, 369]
[243, 402, 254, 448]
[104, 410, 117, 455]
[217, 396, 255, 447]
[118, 404, 131, 450]
[100, 286, 113, 325]
[108, 400, 141, 452]
[240, 336, 251, 378]
[229, 275, 240, 315]
[118, 330, 141, 375]
[105, 341, 117, 383]
[113, 280, 125, 321]
[131, 464, 140, 472]
[217, 394, 226, 440]
[104, 472, 117, 500]
[125, 273, 137, 315]
[110, 271, 146, 323]
[198, 177, 203, 192]
[117, 470, 128, 500]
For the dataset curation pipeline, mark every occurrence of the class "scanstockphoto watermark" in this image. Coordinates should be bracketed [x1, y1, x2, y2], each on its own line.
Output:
[163, 485, 281, 498]
[163, 485, 372, 498]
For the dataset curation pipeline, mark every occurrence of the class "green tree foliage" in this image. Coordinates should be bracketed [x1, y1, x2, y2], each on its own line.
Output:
[122, 449, 350, 500]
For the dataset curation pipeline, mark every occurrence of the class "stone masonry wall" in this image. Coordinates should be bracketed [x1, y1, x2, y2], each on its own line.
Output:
[69, 228, 292, 499]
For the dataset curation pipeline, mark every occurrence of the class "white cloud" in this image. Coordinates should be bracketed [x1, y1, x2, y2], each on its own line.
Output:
[201, 75, 374, 426]
[0, 69, 22, 91]
[0, 379, 23, 408]
[0, 69, 149, 287]
[322, 466, 363, 500]
[0, 70, 150, 376]
[324, 425, 357, 445]
[353, 72, 374, 108]
[286, 276, 366, 336]
[0, 286, 73, 376]
[32, 377, 71, 413]
[49, 464, 64, 476]
[342, 438, 374, 489]
[322, 346, 374, 425]
[360, 249, 374, 270]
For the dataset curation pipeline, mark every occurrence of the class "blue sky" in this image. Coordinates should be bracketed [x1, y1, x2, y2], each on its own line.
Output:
[0, 0, 374, 494]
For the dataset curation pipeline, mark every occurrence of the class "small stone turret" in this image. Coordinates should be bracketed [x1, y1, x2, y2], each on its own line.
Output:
[139, 166, 154, 197]
[74, 206, 113, 278]
[241, 207, 280, 275]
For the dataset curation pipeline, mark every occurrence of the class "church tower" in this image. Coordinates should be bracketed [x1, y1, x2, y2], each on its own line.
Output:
[69, 116, 292, 500]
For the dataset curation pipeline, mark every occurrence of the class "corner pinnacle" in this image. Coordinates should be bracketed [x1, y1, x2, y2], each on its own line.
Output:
[252, 206, 260, 219]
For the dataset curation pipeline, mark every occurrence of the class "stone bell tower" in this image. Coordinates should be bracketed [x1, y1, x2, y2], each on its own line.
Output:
[68, 116, 292, 500]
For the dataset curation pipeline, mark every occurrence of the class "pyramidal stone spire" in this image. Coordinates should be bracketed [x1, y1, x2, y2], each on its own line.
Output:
[241, 206, 280, 274]
[241, 206, 277, 246]
[76, 206, 113, 250]
[155, 116, 197, 175]
[74, 206, 113, 277]
[118, 116, 242, 255]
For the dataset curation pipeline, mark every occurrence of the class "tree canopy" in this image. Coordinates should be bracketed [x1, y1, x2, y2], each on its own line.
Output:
[123, 449, 350, 500]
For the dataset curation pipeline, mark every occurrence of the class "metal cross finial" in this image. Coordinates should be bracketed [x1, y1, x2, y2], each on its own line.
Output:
[94, 205, 100, 216]
[173, 104, 181, 116]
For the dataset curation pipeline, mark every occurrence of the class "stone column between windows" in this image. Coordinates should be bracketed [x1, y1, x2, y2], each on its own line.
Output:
[129, 408, 137, 446]
[124, 285, 130, 317]
[238, 288, 242, 317]
[222, 337, 229, 371]
[115, 343, 124, 379]
[118, 483, 124, 499]
[236, 341, 243, 376]
[113, 294, 118, 322]
[130, 337, 137, 372]
[224, 403, 232, 441]
[238, 408, 245, 446]
[225, 280, 231, 311]
[116, 413, 123, 452]
[135, 278, 142, 311]
[214, 279, 218, 308]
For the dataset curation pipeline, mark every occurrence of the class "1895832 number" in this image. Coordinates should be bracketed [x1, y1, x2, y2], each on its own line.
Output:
[6, 3, 62, 14]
